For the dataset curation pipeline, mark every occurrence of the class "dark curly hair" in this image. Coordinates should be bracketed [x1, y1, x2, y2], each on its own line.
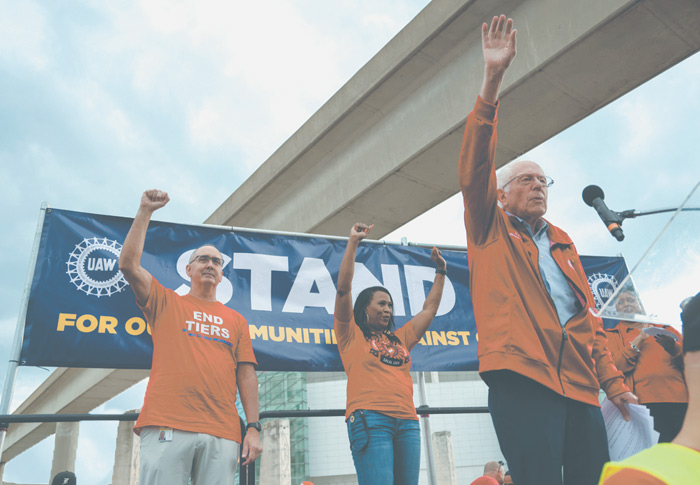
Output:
[353, 286, 402, 345]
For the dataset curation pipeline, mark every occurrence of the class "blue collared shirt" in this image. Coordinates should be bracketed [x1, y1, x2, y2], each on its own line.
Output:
[510, 214, 580, 327]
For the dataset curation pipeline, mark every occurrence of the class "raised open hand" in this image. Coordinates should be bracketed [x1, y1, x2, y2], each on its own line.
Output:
[140, 189, 170, 212]
[482, 15, 517, 74]
[350, 222, 373, 241]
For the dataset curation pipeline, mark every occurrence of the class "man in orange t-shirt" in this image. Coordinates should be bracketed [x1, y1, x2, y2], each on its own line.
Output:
[120, 190, 262, 485]
[470, 461, 505, 485]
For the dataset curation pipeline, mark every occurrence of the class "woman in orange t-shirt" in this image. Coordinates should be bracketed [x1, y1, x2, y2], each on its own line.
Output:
[335, 223, 446, 485]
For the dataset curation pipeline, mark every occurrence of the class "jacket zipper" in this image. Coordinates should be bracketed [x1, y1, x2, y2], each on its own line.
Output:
[544, 242, 581, 396]
[556, 328, 568, 395]
[527, 227, 574, 396]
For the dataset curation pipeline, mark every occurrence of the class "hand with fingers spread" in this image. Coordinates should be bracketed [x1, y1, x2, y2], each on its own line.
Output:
[482, 15, 517, 73]
[480, 14, 518, 103]
[655, 334, 680, 355]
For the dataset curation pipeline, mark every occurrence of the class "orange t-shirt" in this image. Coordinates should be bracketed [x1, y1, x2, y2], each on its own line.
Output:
[134, 278, 257, 442]
[335, 316, 419, 421]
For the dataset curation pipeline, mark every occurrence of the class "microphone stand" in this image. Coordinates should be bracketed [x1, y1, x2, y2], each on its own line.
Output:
[618, 206, 700, 219]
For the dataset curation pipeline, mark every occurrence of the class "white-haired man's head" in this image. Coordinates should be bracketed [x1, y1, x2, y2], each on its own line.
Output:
[496, 160, 551, 227]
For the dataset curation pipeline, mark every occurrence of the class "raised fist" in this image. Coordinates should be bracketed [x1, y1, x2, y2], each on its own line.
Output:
[141, 189, 170, 211]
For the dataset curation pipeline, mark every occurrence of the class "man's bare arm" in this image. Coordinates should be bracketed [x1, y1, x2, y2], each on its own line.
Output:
[119, 190, 169, 306]
[237, 362, 262, 466]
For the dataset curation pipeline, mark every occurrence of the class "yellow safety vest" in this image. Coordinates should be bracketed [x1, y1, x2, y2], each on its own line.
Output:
[599, 443, 700, 484]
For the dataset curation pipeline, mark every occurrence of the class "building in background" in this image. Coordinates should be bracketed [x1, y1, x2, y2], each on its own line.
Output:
[257, 371, 310, 484]
[256, 371, 505, 484]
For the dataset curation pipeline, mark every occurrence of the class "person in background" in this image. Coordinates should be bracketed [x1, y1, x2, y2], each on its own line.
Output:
[599, 292, 700, 484]
[605, 289, 687, 442]
[51, 471, 76, 485]
[470, 461, 506, 485]
[335, 222, 446, 485]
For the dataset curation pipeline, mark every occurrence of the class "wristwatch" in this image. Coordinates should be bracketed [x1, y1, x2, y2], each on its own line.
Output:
[246, 421, 262, 432]
[630, 342, 641, 354]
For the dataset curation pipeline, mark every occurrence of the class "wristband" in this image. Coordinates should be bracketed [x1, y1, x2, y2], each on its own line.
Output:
[246, 421, 262, 432]
[630, 342, 640, 354]
[436, 269, 447, 275]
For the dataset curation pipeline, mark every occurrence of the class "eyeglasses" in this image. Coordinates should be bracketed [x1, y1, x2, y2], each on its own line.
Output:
[192, 255, 224, 267]
[502, 173, 554, 189]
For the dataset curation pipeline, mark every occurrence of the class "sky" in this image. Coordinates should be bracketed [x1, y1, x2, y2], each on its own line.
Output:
[1, 0, 699, 483]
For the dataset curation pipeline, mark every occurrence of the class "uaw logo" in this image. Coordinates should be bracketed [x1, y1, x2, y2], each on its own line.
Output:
[66, 237, 129, 297]
[587, 272, 619, 309]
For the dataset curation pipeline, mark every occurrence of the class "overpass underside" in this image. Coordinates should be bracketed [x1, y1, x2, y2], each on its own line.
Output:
[207, 0, 700, 238]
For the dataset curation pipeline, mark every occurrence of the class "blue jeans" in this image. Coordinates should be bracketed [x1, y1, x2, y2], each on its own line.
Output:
[346, 410, 421, 485]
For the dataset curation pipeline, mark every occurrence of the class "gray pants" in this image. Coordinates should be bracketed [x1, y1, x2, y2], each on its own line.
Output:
[139, 427, 240, 485]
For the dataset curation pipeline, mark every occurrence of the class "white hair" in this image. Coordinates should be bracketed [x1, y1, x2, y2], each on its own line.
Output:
[496, 162, 520, 190]
[495, 160, 547, 209]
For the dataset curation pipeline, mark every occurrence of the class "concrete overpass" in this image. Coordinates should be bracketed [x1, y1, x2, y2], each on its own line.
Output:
[4, 0, 700, 478]
[205, 0, 700, 238]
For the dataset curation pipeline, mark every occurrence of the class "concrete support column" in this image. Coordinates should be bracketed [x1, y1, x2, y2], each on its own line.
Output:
[432, 430, 457, 485]
[111, 410, 140, 485]
[50, 422, 79, 479]
[259, 419, 290, 485]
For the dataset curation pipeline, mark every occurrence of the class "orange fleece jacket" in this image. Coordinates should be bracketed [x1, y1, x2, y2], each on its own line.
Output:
[459, 96, 628, 406]
[606, 323, 687, 404]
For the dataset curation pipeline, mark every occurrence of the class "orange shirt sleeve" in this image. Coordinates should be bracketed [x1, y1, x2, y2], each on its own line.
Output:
[395, 321, 419, 352]
[233, 312, 257, 366]
[137, 278, 170, 332]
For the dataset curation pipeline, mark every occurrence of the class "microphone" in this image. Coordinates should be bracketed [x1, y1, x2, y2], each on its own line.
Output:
[582, 185, 624, 241]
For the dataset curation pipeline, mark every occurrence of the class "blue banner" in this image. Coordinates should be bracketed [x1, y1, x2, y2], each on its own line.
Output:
[20, 208, 628, 371]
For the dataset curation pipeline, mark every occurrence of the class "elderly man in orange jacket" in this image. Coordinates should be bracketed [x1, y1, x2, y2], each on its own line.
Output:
[459, 15, 637, 485]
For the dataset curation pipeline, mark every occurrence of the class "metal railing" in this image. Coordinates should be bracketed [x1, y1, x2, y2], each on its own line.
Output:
[0, 406, 490, 484]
